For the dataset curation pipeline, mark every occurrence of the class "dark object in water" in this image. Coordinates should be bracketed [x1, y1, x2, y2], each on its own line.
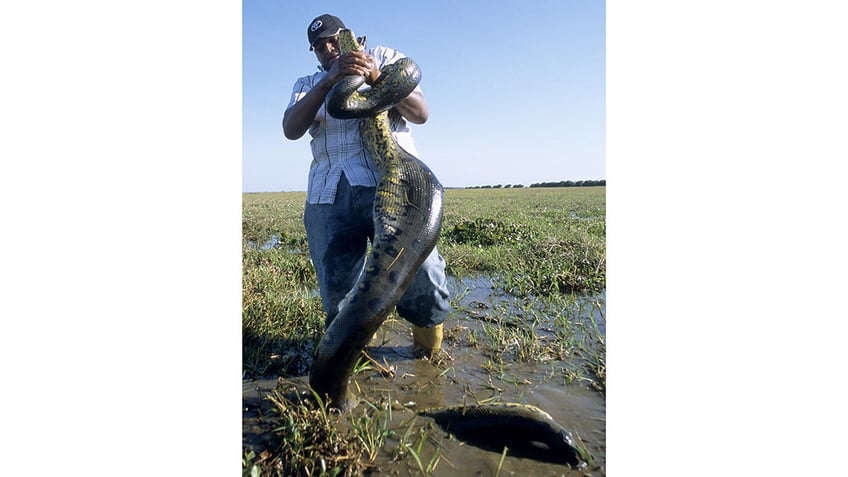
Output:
[419, 403, 587, 467]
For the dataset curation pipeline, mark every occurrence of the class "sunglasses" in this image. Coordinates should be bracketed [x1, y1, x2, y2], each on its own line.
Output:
[310, 35, 339, 53]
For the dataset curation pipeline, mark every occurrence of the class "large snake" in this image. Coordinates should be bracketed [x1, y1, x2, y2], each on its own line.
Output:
[308, 29, 587, 468]
[309, 29, 444, 411]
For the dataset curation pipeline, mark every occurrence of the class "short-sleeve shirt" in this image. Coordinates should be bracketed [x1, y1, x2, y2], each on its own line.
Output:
[287, 45, 423, 205]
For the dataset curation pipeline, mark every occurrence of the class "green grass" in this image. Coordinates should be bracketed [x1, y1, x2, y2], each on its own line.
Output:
[242, 186, 605, 475]
[440, 188, 606, 294]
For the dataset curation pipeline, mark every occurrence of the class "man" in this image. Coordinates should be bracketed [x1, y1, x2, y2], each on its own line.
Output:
[282, 14, 449, 356]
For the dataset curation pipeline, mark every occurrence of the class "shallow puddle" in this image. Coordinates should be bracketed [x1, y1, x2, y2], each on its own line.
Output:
[243, 276, 606, 475]
[245, 234, 305, 254]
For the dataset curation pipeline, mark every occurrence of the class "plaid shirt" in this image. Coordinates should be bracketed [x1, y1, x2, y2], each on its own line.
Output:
[287, 45, 423, 205]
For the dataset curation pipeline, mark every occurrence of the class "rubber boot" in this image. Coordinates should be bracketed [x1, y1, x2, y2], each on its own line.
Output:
[412, 323, 443, 357]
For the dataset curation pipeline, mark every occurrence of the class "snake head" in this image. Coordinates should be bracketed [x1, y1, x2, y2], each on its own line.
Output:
[337, 29, 364, 54]
[357, 35, 367, 48]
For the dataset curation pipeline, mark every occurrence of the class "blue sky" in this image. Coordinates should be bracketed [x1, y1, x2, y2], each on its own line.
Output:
[243, 0, 605, 192]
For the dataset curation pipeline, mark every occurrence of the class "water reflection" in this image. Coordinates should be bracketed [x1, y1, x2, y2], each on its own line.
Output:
[245, 234, 305, 253]
[446, 274, 606, 336]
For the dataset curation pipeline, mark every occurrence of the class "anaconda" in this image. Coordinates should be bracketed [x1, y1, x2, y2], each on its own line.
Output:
[308, 29, 587, 468]
[309, 29, 443, 412]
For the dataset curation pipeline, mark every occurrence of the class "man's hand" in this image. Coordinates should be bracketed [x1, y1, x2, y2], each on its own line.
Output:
[327, 51, 380, 85]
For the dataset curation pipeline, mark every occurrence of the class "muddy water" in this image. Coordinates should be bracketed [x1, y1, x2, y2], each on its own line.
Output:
[243, 276, 606, 476]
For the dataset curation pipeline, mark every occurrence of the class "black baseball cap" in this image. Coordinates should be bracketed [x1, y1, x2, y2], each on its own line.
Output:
[307, 14, 345, 50]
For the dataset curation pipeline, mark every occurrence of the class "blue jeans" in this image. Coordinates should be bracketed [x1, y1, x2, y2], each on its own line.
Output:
[304, 174, 450, 329]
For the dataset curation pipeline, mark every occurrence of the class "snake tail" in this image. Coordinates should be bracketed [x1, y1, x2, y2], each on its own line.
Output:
[419, 403, 588, 467]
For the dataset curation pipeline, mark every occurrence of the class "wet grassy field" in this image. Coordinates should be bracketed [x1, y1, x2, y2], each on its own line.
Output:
[242, 186, 606, 476]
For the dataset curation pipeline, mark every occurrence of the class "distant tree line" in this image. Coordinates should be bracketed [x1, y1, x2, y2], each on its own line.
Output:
[464, 180, 605, 189]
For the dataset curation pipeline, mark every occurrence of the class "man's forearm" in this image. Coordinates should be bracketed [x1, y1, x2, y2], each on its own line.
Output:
[394, 90, 429, 125]
[282, 80, 333, 140]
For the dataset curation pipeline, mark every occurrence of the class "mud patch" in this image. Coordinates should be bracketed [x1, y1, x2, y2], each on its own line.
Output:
[243, 276, 606, 475]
